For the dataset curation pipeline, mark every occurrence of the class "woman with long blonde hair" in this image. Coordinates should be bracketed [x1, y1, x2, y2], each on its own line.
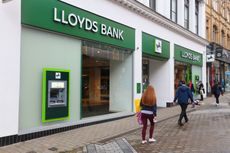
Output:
[140, 85, 157, 144]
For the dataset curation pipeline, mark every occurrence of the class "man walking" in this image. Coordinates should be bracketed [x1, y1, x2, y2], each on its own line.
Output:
[173, 81, 194, 126]
[213, 81, 223, 106]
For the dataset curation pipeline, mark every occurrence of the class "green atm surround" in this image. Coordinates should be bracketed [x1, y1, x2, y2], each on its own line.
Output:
[42, 68, 70, 123]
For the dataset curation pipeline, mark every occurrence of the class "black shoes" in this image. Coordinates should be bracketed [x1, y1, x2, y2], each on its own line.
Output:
[178, 122, 184, 126]
[178, 119, 188, 126]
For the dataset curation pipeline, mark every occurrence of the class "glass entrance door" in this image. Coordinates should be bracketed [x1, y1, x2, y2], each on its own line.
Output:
[142, 59, 149, 92]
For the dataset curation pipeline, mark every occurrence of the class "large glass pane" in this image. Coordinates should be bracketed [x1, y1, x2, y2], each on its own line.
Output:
[81, 41, 133, 118]
[171, 0, 177, 22]
[172, 0, 176, 11]
[140, 0, 150, 7]
[184, 7, 189, 29]
[142, 59, 149, 92]
[174, 61, 192, 91]
[184, 8, 188, 19]
[195, 14, 198, 34]
[172, 12, 176, 22]
[149, 0, 156, 10]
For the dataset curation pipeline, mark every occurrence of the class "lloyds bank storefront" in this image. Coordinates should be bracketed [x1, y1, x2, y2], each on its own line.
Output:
[1, 0, 208, 146]
[19, 0, 135, 141]
[174, 45, 203, 99]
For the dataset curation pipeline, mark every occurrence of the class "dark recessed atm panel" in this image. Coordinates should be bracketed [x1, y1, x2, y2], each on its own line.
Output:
[42, 68, 70, 122]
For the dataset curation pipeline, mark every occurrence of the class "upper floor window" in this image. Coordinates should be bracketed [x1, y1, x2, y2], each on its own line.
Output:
[228, 9, 230, 22]
[206, 19, 210, 40]
[221, 30, 225, 46]
[184, 0, 189, 29]
[212, 25, 218, 42]
[206, 27, 209, 40]
[149, 0, 156, 11]
[170, 0, 177, 23]
[195, 0, 199, 34]
[221, 7, 226, 18]
[227, 34, 230, 49]
[224, 8, 228, 19]
[212, 0, 218, 11]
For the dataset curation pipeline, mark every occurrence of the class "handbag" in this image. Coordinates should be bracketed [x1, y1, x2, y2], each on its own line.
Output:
[136, 112, 143, 125]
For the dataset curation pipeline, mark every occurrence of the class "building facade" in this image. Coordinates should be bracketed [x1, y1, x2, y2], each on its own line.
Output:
[206, 0, 230, 94]
[0, 0, 207, 145]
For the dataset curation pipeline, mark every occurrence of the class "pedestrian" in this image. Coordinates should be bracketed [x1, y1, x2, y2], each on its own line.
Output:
[140, 85, 157, 144]
[188, 80, 195, 94]
[213, 81, 223, 106]
[173, 80, 194, 126]
[188, 80, 195, 107]
[198, 81, 205, 101]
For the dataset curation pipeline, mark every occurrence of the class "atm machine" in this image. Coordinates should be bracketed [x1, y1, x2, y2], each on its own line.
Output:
[42, 68, 70, 122]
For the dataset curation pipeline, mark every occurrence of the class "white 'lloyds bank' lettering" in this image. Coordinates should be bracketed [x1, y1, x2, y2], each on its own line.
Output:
[181, 51, 201, 62]
[54, 8, 124, 40]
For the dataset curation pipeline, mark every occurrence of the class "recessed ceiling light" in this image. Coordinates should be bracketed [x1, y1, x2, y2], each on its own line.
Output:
[2, 0, 13, 3]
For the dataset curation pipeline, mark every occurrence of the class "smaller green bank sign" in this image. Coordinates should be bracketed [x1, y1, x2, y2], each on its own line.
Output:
[22, 0, 135, 50]
[142, 32, 170, 60]
[174, 45, 203, 66]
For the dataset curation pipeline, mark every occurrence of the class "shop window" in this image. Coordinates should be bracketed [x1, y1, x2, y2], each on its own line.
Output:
[174, 62, 192, 90]
[225, 71, 230, 91]
[142, 59, 149, 92]
[100, 68, 109, 101]
[81, 41, 133, 118]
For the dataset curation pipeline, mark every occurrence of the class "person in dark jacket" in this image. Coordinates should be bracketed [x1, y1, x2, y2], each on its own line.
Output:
[213, 82, 223, 106]
[173, 81, 194, 126]
[198, 82, 205, 101]
[140, 85, 157, 144]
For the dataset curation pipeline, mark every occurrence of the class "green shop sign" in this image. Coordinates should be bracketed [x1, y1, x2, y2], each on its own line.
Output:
[142, 32, 170, 60]
[22, 0, 135, 50]
[174, 45, 203, 66]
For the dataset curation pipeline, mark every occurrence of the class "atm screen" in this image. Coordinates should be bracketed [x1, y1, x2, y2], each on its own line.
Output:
[51, 82, 65, 88]
[48, 81, 67, 107]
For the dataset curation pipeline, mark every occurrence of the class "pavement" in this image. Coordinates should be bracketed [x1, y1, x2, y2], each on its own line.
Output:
[0, 94, 229, 153]
[122, 95, 230, 153]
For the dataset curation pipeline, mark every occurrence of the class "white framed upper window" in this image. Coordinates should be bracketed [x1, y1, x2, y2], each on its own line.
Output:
[184, 0, 189, 29]
[195, 0, 199, 34]
[136, 0, 156, 11]
[170, 0, 177, 23]
[149, 0, 156, 11]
